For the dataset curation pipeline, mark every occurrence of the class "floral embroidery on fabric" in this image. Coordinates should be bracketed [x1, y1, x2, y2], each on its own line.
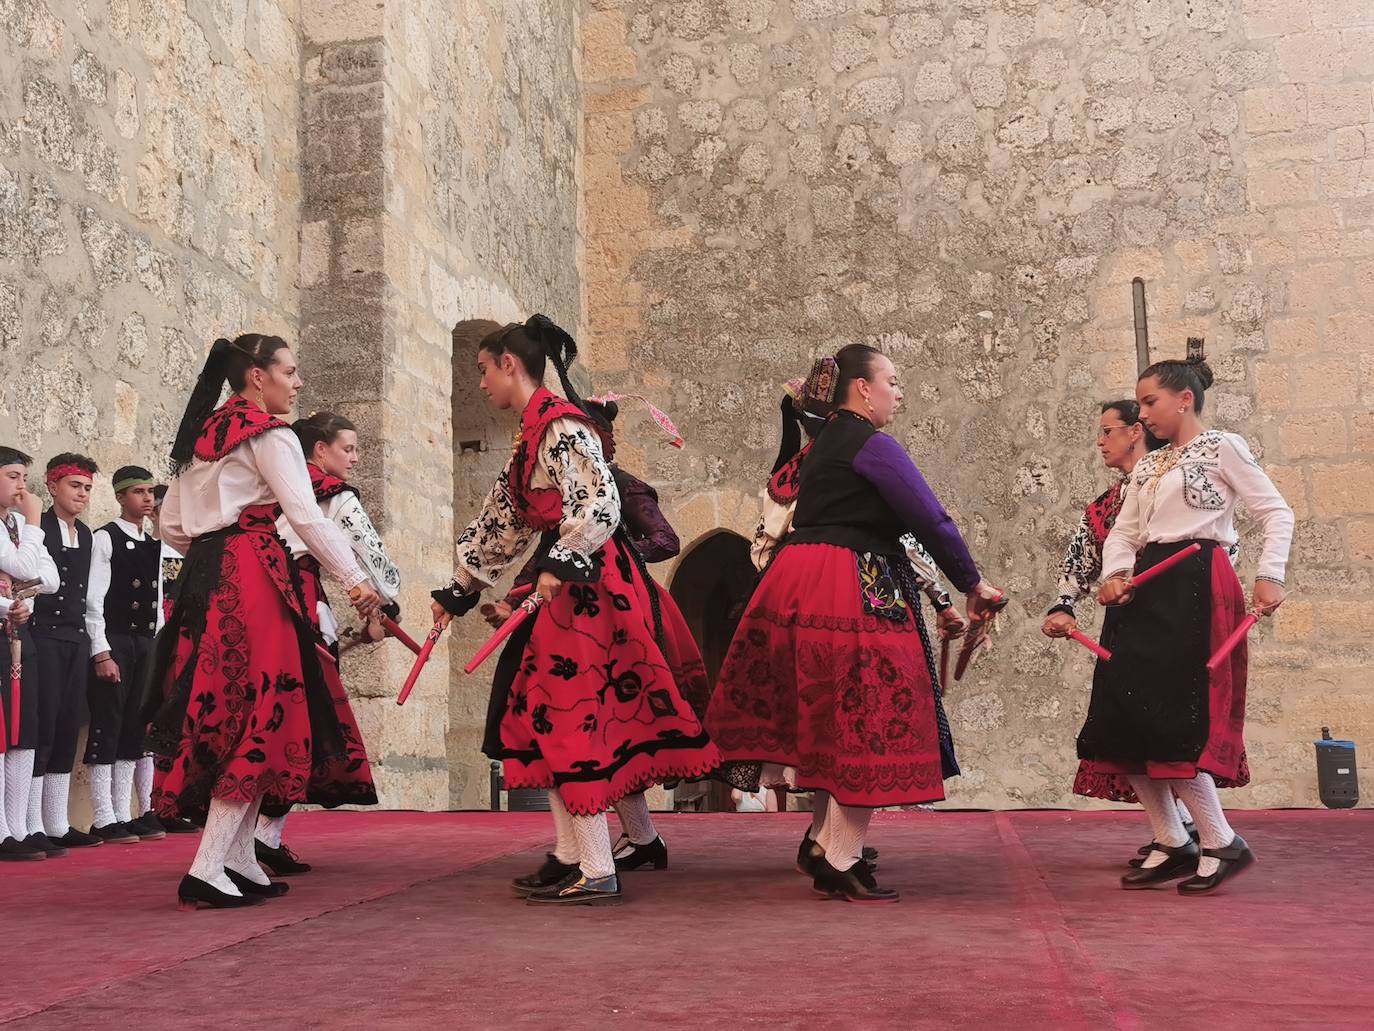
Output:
[193, 396, 289, 462]
[856, 552, 909, 623]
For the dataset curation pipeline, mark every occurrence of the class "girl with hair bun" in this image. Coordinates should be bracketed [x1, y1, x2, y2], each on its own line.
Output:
[430, 314, 719, 907]
[1080, 356, 1293, 895]
[148, 334, 383, 909]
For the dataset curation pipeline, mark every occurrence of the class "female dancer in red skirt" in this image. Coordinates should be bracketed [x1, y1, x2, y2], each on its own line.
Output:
[255, 411, 403, 874]
[481, 397, 704, 874]
[708, 345, 1005, 903]
[1082, 357, 1292, 894]
[752, 377, 967, 876]
[431, 316, 718, 906]
[148, 335, 383, 909]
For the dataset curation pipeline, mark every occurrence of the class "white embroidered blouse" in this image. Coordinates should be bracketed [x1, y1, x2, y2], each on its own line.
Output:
[1102, 430, 1293, 585]
[442, 417, 620, 597]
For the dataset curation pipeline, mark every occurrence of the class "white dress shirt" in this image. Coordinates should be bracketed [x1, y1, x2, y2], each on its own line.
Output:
[0, 511, 60, 618]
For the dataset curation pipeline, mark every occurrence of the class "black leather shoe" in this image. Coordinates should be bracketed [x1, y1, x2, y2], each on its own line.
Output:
[255, 840, 311, 875]
[225, 868, 290, 897]
[1128, 821, 1199, 868]
[0, 835, 47, 861]
[614, 835, 667, 871]
[55, 827, 103, 848]
[157, 814, 201, 834]
[513, 853, 581, 896]
[26, 832, 68, 858]
[796, 833, 824, 876]
[862, 845, 879, 867]
[1120, 840, 1200, 888]
[90, 822, 140, 844]
[1177, 834, 1255, 896]
[526, 871, 623, 906]
[124, 817, 167, 841]
[813, 858, 899, 903]
[176, 874, 265, 911]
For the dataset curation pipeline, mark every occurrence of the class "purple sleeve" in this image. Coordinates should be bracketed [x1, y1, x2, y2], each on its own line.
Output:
[852, 433, 981, 593]
[619, 476, 680, 563]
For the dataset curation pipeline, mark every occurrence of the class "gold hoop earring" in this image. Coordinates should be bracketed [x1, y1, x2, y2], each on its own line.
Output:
[257, 387, 267, 410]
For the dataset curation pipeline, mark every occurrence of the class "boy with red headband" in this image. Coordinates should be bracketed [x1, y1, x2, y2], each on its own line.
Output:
[29, 454, 112, 849]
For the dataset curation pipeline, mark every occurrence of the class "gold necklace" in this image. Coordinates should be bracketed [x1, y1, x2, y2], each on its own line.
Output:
[1149, 444, 1182, 490]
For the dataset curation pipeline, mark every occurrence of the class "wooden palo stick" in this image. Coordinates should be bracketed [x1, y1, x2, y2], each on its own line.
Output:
[9, 635, 21, 746]
[397, 620, 448, 706]
[1130, 542, 1202, 588]
[1068, 629, 1112, 662]
[1207, 612, 1260, 673]
[380, 616, 422, 655]
[465, 595, 544, 675]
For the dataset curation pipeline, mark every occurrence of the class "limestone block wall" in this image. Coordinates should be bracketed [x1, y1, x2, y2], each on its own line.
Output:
[580, 0, 1374, 808]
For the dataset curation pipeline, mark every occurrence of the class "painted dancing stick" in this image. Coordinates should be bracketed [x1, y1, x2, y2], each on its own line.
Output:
[1068, 629, 1113, 662]
[380, 616, 422, 656]
[1128, 542, 1202, 588]
[465, 595, 545, 675]
[9, 635, 21, 747]
[315, 642, 338, 667]
[954, 588, 1009, 682]
[397, 620, 448, 706]
[1206, 612, 1260, 673]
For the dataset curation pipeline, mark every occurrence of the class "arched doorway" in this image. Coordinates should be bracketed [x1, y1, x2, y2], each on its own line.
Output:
[668, 529, 760, 811]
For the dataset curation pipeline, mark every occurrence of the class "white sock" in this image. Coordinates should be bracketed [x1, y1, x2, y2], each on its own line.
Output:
[570, 810, 615, 880]
[225, 796, 269, 885]
[188, 797, 251, 894]
[1170, 773, 1235, 877]
[42, 773, 71, 837]
[1127, 775, 1190, 869]
[1174, 794, 1193, 826]
[255, 812, 287, 849]
[135, 756, 154, 816]
[0, 756, 8, 839]
[548, 789, 580, 865]
[26, 775, 43, 837]
[113, 759, 136, 823]
[88, 764, 116, 828]
[4, 749, 36, 840]
[809, 789, 831, 840]
[816, 795, 872, 872]
[612, 791, 658, 848]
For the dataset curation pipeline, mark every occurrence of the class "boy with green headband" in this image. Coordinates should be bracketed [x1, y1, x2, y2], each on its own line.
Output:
[85, 465, 165, 841]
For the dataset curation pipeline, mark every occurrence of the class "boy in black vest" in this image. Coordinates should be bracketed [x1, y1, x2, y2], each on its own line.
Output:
[86, 466, 165, 841]
[29, 454, 105, 850]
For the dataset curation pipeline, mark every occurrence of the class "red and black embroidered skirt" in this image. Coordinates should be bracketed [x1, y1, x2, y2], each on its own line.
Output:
[706, 542, 949, 808]
[1075, 539, 1250, 790]
[145, 506, 377, 820]
[483, 534, 719, 816]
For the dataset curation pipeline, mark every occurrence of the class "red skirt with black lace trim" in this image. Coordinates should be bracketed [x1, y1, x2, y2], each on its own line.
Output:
[706, 542, 946, 807]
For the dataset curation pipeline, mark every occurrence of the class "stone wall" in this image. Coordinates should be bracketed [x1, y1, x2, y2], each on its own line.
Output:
[580, 0, 1374, 808]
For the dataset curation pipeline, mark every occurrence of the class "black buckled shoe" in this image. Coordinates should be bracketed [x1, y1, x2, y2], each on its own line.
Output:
[90, 822, 140, 844]
[513, 853, 581, 896]
[225, 868, 290, 898]
[1120, 840, 1200, 888]
[124, 817, 167, 841]
[0, 835, 47, 861]
[1177, 834, 1255, 896]
[526, 871, 623, 906]
[813, 857, 900, 903]
[255, 840, 312, 875]
[1128, 821, 1199, 868]
[176, 874, 265, 911]
[55, 827, 103, 848]
[613, 835, 667, 871]
[26, 832, 68, 858]
[796, 833, 824, 876]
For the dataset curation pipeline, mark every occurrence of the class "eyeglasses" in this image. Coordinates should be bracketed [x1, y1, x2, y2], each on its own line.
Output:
[1096, 424, 1131, 442]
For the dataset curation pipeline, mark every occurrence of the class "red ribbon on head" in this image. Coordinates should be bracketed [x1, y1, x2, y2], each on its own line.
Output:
[46, 464, 93, 485]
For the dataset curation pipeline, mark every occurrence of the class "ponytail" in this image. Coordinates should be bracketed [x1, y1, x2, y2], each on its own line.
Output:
[524, 313, 586, 412]
[772, 392, 802, 474]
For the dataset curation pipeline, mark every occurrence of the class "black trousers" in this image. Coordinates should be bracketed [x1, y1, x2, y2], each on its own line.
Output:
[85, 633, 153, 765]
[32, 635, 88, 775]
[0, 622, 39, 751]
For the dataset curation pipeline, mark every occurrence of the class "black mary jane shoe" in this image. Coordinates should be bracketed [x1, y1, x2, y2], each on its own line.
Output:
[614, 835, 668, 872]
[1177, 834, 1255, 896]
[225, 868, 290, 898]
[1120, 840, 1200, 889]
[525, 871, 623, 906]
[813, 857, 900, 903]
[255, 840, 312, 875]
[797, 834, 824, 876]
[176, 875, 265, 911]
[513, 853, 581, 896]
[26, 832, 69, 858]
[1128, 821, 1199, 868]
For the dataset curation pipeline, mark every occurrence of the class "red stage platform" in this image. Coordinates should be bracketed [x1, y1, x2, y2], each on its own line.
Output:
[2, 809, 1369, 1028]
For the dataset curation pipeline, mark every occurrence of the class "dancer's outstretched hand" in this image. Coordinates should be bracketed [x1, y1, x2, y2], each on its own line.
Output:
[936, 607, 967, 640]
[1041, 611, 1077, 638]
[1253, 579, 1285, 616]
[965, 580, 1007, 625]
[430, 600, 453, 629]
[536, 571, 563, 604]
[1097, 576, 1134, 607]
[350, 582, 382, 618]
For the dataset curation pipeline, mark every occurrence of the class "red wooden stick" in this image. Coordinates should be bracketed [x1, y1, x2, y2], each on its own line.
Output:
[397, 621, 448, 706]
[465, 595, 544, 675]
[9, 637, 21, 747]
[315, 642, 337, 667]
[1069, 629, 1113, 661]
[1207, 612, 1259, 672]
[1130, 542, 1202, 588]
[380, 616, 422, 655]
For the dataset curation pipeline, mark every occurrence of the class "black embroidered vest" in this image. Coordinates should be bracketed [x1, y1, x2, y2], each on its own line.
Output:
[100, 522, 160, 637]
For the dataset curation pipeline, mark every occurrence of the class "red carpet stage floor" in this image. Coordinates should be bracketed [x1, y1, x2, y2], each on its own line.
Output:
[2, 809, 1370, 1029]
